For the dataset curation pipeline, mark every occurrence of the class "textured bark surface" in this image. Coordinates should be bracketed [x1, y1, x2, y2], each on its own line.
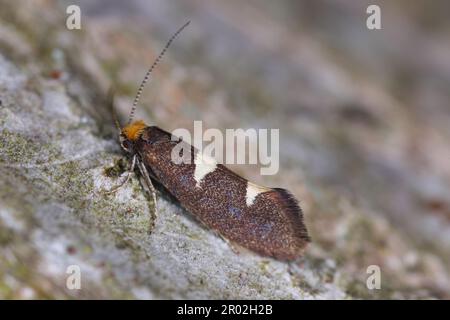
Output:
[0, 0, 449, 299]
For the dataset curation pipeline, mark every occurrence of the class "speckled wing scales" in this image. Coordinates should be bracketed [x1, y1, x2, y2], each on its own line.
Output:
[135, 126, 310, 260]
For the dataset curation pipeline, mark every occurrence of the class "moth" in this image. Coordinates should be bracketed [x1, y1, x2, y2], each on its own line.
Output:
[109, 21, 310, 261]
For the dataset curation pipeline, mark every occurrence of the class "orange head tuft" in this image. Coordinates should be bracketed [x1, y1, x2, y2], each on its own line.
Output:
[121, 120, 147, 141]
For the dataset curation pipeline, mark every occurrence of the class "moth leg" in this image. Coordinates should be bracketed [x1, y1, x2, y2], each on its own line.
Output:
[137, 159, 159, 219]
[218, 235, 243, 255]
[103, 154, 136, 194]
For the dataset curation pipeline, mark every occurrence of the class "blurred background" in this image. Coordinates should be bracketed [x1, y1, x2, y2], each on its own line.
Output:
[0, 0, 449, 299]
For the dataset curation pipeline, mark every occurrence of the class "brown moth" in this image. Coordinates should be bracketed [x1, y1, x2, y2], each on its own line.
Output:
[111, 21, 310, 261]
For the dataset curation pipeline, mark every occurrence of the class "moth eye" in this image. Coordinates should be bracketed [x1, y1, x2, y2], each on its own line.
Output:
[120, 135, 133, 152]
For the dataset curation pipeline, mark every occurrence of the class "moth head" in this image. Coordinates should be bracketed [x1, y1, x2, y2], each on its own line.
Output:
[120, 120, 147, 153]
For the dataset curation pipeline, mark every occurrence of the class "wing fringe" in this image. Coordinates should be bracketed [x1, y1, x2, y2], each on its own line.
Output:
[272, 188, 311, 244]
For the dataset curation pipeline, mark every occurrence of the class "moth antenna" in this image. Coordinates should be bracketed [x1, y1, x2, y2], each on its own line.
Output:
[128, 20, 191, 124]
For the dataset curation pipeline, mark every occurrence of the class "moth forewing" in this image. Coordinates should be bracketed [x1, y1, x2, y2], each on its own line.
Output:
[129, 126, 310, 261]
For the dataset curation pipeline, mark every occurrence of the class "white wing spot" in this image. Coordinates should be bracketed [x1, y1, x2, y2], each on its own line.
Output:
[194, 152, 217, 187]
[246, 182, 270, 206]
